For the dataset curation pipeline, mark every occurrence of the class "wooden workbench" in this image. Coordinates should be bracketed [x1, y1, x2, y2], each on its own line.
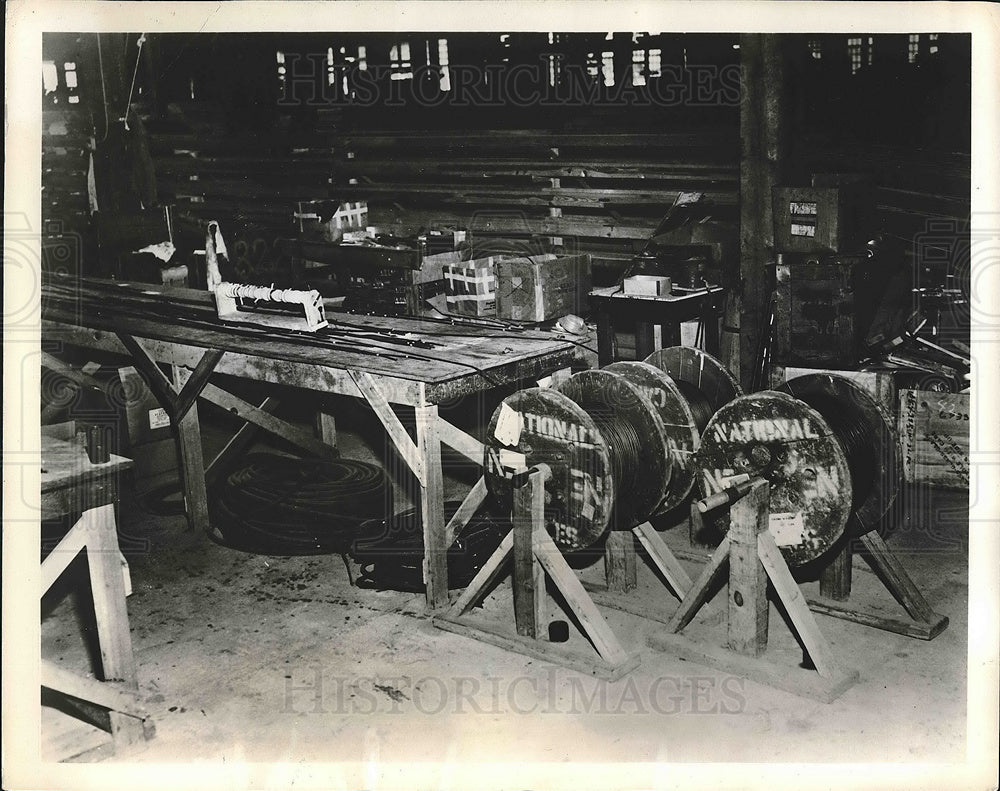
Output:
[589, 284, 725, 365]
[41, 275, 576, 608]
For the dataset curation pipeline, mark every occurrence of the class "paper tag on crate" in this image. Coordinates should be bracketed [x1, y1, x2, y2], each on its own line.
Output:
[494, 403, 524, 446]
[769, 511, 806, 546]
[148, 407, 171, 430]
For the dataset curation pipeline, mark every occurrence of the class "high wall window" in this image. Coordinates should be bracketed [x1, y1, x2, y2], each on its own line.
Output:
[847, 37, 863, 74]
[908, 34, 920, 64]
[808, 39, 822, 60]
[929, 33, 939, 55]
[41, 60, 81, 105]
[390, 41, 412, 80]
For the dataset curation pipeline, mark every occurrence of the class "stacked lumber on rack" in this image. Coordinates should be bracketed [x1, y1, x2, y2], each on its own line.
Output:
[41, 107, 93, 274]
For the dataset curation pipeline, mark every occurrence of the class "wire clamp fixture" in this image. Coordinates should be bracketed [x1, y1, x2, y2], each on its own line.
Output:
[214, 282, 328, 332]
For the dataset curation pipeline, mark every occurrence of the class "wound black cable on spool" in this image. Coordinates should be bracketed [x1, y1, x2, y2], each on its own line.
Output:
[351, 501, 511, 592]
[211, 453, 391, 555]
[671, 378, 714, 433]
[585, 406, 645, 505]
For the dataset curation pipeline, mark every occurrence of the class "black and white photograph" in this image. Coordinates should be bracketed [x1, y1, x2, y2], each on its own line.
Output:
[4, 2, 999, 789]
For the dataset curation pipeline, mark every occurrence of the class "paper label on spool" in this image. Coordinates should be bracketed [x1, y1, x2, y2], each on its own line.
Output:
[769, 511, 806, 546]
[498, 448, 527, 471]
[148, 407, 171, 430]
[494, 403, 524, 446]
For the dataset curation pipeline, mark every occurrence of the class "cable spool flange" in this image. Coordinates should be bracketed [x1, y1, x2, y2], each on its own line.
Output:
[604, 361, 698, 512]
[643, 346, 743, 431]
[484, 387, 615, 551]
[694, 390, 852, 566]
[776, 373, 901, 537]
[555, 368, 672, 531]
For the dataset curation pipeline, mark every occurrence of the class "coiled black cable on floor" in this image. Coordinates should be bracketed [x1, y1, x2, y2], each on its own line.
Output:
[212, 453, 392, 555]
[352, 502, 511, 593]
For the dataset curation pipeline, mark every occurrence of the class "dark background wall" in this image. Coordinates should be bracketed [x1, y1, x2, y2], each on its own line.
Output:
[41, 32, 970, 290]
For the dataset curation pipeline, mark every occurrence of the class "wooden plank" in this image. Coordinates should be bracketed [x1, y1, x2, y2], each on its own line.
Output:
[728, 481, 769, 657]
[350, 371, 424, 483]
[205, 396, 280, 487]
[436, 419, 486, 465]
[172, 348, 226, 421]
[200, 384, 335, 460]
[433, 615, 639, 682]
[756, 530, 838, 680]
[41, 519, 90, 594]
[82, 504, 145, 749]
[443, 477, 488, 548]
[533, 530, 630, 666]
[416, 402, 448, 609]
[667, 537, 731, 633]
[512, 470, 546, 639]
[647, 632, 858, 703]
[858, 531, 937, 623]
[819, 537, 853, 601]
[448, 530, 514, 617]
[40, 434, 132, 495]
[41, 660, 148, 720]
[632, 521, 693, 600]
[805, 596, 949, 640]
[604, 531, 638, 594]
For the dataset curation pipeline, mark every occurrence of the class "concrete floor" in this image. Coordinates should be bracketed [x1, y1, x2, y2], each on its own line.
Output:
[40, 393, 971, 770]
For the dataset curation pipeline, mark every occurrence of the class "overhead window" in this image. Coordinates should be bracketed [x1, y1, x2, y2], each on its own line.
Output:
[847, 37, 863, 74]
[390, 41, 412, 81]
[908, 34, 920, 64]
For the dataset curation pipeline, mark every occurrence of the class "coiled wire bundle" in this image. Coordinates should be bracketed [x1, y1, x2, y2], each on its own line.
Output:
[212, 453, 392, 554]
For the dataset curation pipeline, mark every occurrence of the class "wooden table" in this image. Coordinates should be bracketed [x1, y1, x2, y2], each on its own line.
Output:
[589, 285, 725, 365]
[40, 431, 149, 754]
[41, 276, 576, 609]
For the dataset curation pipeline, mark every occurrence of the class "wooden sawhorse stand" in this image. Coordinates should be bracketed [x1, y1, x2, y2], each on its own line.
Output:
[806, 531, 949, 640]
[434, 466, 691, 681]
[648, 480, 859, 703]
[41, 432, 152, 758]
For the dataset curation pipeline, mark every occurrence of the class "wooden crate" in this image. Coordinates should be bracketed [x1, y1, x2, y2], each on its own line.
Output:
[771, 365, 897, 419]
[495, 253, 592, 322]
[774, 256, 876, 368]
[898, 389, 969, 489]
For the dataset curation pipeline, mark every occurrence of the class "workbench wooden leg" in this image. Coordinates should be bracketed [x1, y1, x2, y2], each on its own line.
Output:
[596, 308, 615, 365]
[604, 530, 637, 593]
[703, 306, 721, 355]
[315, 410, 339, 455]
[416, 405, 449, 609]
[661, 322, 682, 348]
[83, 504, 144, 750]
[635, 321, 656, 360]
[172, 366, 210, 535]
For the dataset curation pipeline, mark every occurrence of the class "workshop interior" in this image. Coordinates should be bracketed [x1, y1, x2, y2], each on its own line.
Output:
[35, 30, 976, 768]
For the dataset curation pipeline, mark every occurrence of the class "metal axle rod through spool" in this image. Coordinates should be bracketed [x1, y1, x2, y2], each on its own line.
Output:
[694, 374, 901, 566]
[484, 347, 741, 551]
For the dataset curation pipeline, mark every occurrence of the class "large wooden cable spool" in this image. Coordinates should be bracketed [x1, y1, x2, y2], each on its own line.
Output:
[483, 369, 673, 551]
[776, 373, 902, 537]
[695, 390, 852, 566]
[641, 346, 744, 508]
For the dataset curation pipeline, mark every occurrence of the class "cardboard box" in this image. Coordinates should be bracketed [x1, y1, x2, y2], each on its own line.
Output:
[118, 366, 178, 492]
[495, 254, 592, 322]
[898, 390, 969, 489]
[623, 274, 671, 297]
[773, 186, 863, 254]
[444, 256, 499, 317]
